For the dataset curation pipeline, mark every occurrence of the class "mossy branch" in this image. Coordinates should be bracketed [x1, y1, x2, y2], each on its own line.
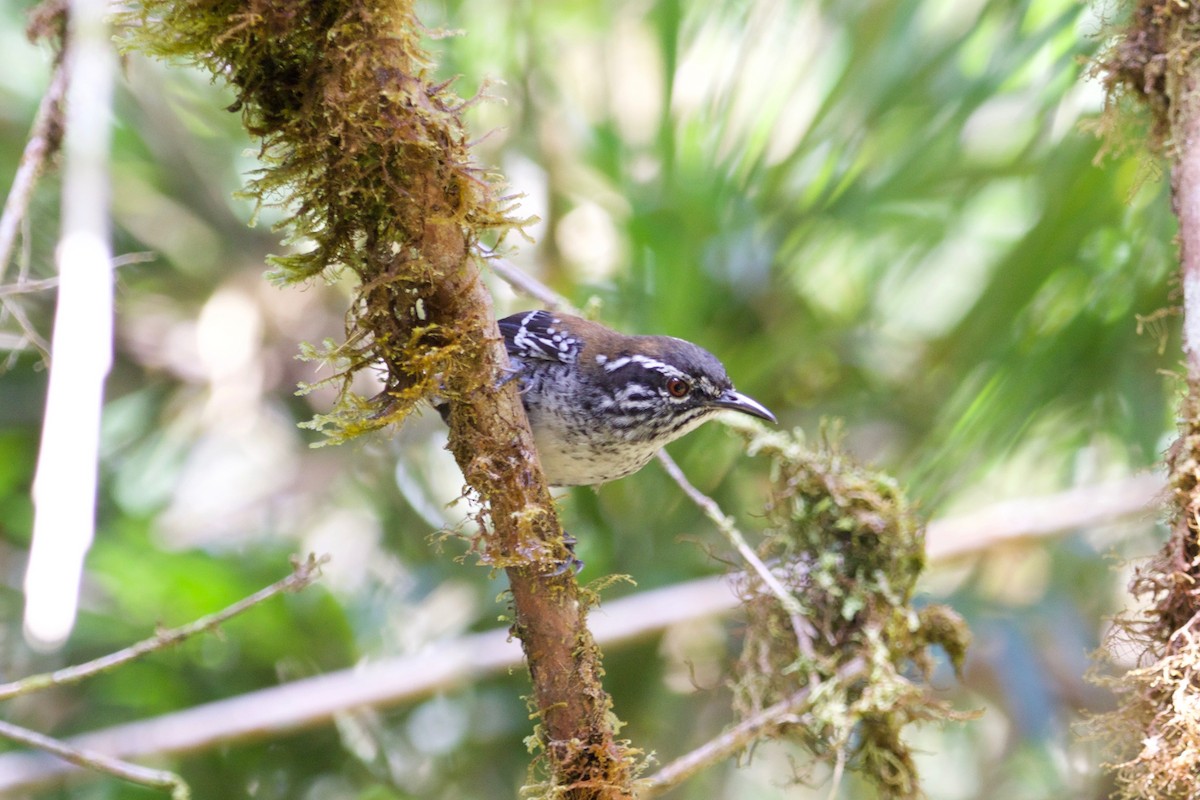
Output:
[120, 2, 634, 796]
[1091, 4, 1200, 797]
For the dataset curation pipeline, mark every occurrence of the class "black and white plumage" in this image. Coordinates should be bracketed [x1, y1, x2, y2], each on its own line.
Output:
[497, 310, 776, 486]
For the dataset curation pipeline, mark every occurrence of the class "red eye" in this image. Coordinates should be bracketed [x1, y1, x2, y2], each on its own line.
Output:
[666, 378, 691, 398]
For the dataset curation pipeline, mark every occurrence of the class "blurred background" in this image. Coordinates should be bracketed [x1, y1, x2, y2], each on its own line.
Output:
[0, 0, 1177, 797]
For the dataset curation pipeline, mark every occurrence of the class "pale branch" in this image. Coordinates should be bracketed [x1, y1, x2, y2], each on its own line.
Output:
[0, 719, 189, 800]
[0, 554, 325, 703]
[924, 472, 1163, 561]
[0, 275, 58, 297]
[0, 474, 1161, 794]
[0, 300, 49, 359]
[486, 254, 567, 309]
[0, 576, 735, 793]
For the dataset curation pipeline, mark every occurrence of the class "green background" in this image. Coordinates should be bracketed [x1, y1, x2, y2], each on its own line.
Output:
[0, 0, 1176, 797]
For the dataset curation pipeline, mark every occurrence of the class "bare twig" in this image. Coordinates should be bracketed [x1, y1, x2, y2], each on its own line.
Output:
[0, 719, 189, 800]
[486, 254, 567, 308]
[0, 554, 326, 702]
[636, 658, 867, 798]
[0, 251, 156, 298]
[656, 449, 815, 658]
[0, 299, 50, 359]
[0, 64, 67, 284]
[0, 276, 59, 297]
[0, 61, 68, 362]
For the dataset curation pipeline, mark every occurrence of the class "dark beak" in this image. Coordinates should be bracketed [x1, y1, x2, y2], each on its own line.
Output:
[712, 389, 777, 424]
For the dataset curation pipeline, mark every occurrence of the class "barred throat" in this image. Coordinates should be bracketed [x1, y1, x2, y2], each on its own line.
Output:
[602, 402, 717, 444]
[521, 378, 720, 486]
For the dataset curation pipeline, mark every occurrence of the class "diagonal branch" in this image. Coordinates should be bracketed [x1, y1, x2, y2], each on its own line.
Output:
[0, 720, 189, 800]
[635, 659, 867, 799]
[0, 63, 67, 283]
[0, 554, 326, 703]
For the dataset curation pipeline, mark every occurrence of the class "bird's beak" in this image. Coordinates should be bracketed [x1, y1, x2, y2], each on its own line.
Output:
[713, 389, 777, 424]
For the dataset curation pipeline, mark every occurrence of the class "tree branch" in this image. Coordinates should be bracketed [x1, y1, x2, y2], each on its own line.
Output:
[0, 720, 189, 800]
[0, 554, 325, 702]
[635, 659, 867, 799]
[0, 62, 66, 284]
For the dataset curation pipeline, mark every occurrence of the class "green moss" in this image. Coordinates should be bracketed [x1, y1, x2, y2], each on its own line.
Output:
[1089, 384, 1200, 799]
[119, 0, 530, 442]
[729, 423, 971, 799]
[1089, 1, 1200, 159]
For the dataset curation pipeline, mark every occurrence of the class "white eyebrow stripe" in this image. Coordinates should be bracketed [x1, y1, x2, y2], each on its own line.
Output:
[602, 353, 688, 380]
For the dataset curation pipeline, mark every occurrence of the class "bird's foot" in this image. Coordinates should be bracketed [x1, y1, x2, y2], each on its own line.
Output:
[547, 531, 584, 576]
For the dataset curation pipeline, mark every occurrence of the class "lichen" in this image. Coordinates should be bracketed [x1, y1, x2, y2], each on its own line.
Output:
[729, 423, 971, 799]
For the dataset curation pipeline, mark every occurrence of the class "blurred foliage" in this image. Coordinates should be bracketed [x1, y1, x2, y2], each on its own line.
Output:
[0, 0, 1179, 798]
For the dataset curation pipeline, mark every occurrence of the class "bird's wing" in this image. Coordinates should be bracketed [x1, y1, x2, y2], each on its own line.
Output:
[498, 310, 582, 365]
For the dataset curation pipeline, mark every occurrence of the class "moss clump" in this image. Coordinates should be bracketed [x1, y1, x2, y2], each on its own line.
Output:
[1091, 385, 1200, 799]
[120, 0, 529, 442]
[730, 424, 970, 799]
[1089, 1, 1200, 157]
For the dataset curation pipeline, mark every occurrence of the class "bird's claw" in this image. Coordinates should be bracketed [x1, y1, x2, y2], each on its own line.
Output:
[546, 531, 584, 576]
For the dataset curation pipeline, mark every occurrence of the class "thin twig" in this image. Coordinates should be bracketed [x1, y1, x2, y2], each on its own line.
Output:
[0, 64, 68, 284]
[486, 254, 567, 309]
[0, 276, 59, 298]
[0, 63, 68, 362]
[0, 300, 50, 358]
[0, 554, 326, 703]
[655, 449, 815, 659]
[0, 251, 156, 298]
[636, 658, 867, 798]
[0, 719, 190, 800]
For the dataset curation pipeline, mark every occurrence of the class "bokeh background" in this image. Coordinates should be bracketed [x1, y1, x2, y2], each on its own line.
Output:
[0, 0, 1178, 797]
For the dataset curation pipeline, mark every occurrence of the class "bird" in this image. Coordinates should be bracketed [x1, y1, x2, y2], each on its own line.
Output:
[495, 310, 776, 487]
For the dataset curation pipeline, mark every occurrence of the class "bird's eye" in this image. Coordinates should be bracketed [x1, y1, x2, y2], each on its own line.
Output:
[666, 378, 691, 398]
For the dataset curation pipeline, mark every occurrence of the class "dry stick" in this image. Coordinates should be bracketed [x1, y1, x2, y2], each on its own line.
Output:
[0, 555, 324, 799]
[0, 554, 325, 702]
[0, 474, 1162, 794]
[0, 64, 67, 282]
[0, 63, 68, 359]
[0, 252, 157, 299]
[0, 720, 189, 800]
[635, 658, 868, 799]
[655, 450, 814, 659]
[487, 254, 565, 309]
[924, 472, 1164, 561]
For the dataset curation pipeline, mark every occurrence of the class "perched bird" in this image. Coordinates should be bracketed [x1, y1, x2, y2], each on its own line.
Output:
[496, 310, 776, 487]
